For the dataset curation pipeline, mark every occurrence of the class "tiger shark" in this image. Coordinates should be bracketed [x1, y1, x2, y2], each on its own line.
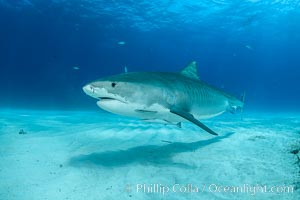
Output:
[83, 61, 244, 136]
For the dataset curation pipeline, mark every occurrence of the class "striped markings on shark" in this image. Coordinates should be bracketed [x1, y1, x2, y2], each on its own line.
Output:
[83, 61, 245, 136]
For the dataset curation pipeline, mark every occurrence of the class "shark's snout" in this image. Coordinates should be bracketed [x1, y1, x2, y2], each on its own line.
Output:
[83, 84, 102, 99]
[82, 84, 95, 95]
[83, 83, 117, 100]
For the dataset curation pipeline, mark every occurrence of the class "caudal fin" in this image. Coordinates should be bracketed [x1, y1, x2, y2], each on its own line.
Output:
[241, 91, 246, 105]
[228, 91, 245, 114]
[240, 91, 246, 120]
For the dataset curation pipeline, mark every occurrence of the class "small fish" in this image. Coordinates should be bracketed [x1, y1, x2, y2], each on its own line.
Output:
[118, 41, 126, 45]
[124, 66, 128, 73]
[245, 45, 253, 50]
[73, 66, 80, 70]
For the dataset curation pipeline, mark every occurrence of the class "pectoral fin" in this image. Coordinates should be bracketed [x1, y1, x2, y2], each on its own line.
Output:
[170, 107, 218, 136]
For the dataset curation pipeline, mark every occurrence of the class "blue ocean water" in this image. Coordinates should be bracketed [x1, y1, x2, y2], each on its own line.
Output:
[0, 0, 299, 110]
[1, 1, 300, 200]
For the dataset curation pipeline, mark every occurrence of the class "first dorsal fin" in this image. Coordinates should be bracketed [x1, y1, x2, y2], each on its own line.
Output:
[180, 61, 199, 80]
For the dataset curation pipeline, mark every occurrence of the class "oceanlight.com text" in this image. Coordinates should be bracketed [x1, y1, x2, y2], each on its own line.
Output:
[126, 183, 294, 196]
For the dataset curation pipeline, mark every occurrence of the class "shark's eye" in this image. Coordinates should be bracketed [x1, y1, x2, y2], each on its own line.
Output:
[111, 82, 116, 88]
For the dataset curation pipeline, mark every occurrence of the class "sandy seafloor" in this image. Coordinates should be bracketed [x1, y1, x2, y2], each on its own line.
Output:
[0, 109, 299, 200]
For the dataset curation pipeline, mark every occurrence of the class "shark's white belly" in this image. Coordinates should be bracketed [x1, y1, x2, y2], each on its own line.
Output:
[97, 99, 227, 124]
[97, 100, 179, 121]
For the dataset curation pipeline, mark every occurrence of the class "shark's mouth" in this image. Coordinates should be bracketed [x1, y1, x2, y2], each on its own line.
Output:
[98, 96, 127, 104]
[99, 97, 117, 100]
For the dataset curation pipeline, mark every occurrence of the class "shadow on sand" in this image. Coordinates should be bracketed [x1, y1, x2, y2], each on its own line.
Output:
[69, 132, 234, 168]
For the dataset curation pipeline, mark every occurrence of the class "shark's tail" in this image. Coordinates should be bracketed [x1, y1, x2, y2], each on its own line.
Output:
[240, 91, 246, 108]
[227, 91, 245, 114]
[239, 92, 246, 120]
